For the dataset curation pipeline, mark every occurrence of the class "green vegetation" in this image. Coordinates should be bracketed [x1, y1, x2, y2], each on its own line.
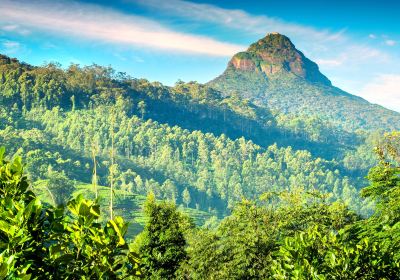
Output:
[136, 193, 191, 278]
[0, 147, 140, 278]
[1, 31, 400, 277]
[0, 49, 388, 230]
[1, 131, 399, 278]
[1, 104, 366, 217]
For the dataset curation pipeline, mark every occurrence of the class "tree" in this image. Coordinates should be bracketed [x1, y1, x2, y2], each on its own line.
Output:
[45, 166, 75, 206]
[70, 94, 76, 111]
[48, 194, 141, 278]
[138, 100, 146, 119]
[355, 132, 400, 277]
[91, 140, 99, 199]
[134, 175, 144, 194]
[162, 179, 177, 203]
[108, 108, 117, 220]
[362, 131, 400, 208]
[138, 193, 190, 278]
[0, 147, 46, 278]
[182, 187, 191, 208]
[183, 201, 274, 279]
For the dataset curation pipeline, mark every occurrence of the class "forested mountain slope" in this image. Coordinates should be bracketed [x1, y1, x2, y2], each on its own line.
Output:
[209, 33, 400, 132]
[0, 41, 385, 229]
[0, 53, 359, 160]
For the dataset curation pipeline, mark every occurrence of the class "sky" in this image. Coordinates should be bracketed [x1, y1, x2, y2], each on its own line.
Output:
[0, 0, 399, 111]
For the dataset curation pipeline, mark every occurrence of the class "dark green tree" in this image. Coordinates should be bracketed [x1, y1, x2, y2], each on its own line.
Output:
[182, 187, 191, 208]
[138, 193, 191, 279]
[45, 166, 75, 206]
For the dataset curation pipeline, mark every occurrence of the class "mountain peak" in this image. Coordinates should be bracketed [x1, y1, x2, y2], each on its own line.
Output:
[226, 33, 331, 86]
[251, 32, 294, 50]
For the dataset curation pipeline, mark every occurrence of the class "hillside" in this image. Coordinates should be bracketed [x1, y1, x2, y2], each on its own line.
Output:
[209, 33, 400, 132]
[0, 53, 362, 160]
[0, 40, 384, 233]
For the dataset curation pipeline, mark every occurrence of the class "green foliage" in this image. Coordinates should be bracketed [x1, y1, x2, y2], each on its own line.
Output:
[46, 194, 141, 278]
[0, 147, 44, 278]
[45, 166, 75, 206]
[18, 105, 361, 216]
[362, 132, 400, 220]
[271, 221, 400, 279]
[270, 135, 400, 279]
[0, 147, 141, 278]
[182, 201, 274, 279]
[138, 194, 191, 279]
[1, 133, 400, 278]
[271, 225, 361, 279]
[182, 188, 191, 208]
[182, 190, 358, 279]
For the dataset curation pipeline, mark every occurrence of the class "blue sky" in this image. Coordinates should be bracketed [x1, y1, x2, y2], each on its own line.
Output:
[1, 0, 399, 111]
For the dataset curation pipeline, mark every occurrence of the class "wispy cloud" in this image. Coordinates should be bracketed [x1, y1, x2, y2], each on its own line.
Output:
[385, 40, 396, 46]
[314, 58, 343, 67]
[0, 24, 30, 35]
[371, 34, 397, 47]
[0, 0, 244, 57]
[134, 0, 345, 42]
[316, 45, 389, 68]
[0, 40, 22, 54]
[359, 74, 400, 112]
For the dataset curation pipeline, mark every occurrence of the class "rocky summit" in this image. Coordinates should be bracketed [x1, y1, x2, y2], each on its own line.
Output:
[229, 33, 331, 86]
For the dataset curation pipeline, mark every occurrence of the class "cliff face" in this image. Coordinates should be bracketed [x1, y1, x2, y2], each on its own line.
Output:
[230, 56, 257, 71]
[226, 33, 331, 86]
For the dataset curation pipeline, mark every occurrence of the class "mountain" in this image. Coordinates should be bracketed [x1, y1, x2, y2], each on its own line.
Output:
[209, 33, 400, 132]
[220, 32, 331, 86]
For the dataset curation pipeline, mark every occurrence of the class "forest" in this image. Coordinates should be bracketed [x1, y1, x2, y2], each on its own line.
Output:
[1, 132, 400, 278]
[0, 52, 399, 278]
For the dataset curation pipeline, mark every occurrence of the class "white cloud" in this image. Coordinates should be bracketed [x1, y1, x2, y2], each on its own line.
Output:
[135, 0, 345, 42]
[2, 41, 20, 49]
[133, 56, 145, 63]
[0, 0, 244, 57]
[1, 24, 30, 35]
[315, 46, 388, 68]
[369, 34, 377, 39]
[0, 40, 21, 54]
[385, 40, 396, 46]
[359, 74, 400, 112]
[315, 58, 343, 67]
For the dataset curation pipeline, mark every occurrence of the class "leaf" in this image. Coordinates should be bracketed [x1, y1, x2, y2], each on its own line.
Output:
[11, 156, 23, 173]
[108, 218, 125, 246]
[90, 204, 100, 218]
[0, 146, 5, 162]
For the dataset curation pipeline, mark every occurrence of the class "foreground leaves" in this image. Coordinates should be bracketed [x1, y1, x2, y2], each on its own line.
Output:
[0, 147, 141, 279]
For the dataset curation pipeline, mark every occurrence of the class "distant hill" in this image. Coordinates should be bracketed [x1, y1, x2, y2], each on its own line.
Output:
[209, 33, 400, 132]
